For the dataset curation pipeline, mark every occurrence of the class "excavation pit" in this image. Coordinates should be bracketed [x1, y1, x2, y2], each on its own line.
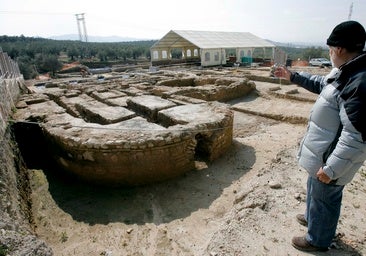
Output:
[13, 71, 254, 185]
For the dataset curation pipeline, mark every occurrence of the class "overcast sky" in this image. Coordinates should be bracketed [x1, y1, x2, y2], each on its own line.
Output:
[1, 0, 365, 44]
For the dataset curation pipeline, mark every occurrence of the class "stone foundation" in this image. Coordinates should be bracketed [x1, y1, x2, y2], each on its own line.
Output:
[13, 70, 253, 185]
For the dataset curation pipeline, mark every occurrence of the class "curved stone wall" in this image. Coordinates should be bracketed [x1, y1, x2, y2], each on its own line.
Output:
[17, 101, 232, 185]
[13, 71, 246, 185]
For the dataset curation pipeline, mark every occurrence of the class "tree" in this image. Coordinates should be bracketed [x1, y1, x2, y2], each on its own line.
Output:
[303, 47, 327, 61]
[67, 47, 79, 61]
[36, 54, 63, 77]
[17, 55, 37, 79]
[7, 47, 19, 59]
[171, 48, 182, 59]
[97, 50, 108, 61]
[106, 48, 117, 60]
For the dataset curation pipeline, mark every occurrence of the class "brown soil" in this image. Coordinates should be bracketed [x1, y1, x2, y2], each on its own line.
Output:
[29, 67, 366, 255]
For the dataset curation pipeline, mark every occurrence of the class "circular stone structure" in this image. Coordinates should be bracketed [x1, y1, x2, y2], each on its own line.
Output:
[12, 71, 250, 186]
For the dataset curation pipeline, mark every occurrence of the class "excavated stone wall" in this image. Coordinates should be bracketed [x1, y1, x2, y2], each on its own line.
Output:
[13, 71, 250, 186]
[0, 78, 52, 255]
[14, 95, 233, 186]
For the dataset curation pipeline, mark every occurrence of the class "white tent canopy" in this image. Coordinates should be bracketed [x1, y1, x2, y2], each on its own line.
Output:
[150, 30, 283, 67]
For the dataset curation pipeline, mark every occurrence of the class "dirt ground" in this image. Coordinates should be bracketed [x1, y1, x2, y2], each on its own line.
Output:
[29, 68, 366, 256]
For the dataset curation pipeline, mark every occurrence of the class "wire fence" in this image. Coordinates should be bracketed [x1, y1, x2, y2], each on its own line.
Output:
[0, 49, 21, 79]
[0, 50, 23, 138]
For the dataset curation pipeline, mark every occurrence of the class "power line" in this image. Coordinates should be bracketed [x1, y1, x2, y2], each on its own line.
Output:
[0, 10, 72, 16]
[348, 2, 353, 20]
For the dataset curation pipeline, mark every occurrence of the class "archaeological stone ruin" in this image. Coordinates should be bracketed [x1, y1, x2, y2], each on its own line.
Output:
[13, 69, 255, 185]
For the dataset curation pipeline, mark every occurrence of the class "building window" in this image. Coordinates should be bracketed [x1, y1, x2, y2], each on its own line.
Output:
[204, 52, 210, 61]
[194, 49, 199, 57]
[162, 50, 168, 59]
[214, 52, 219, 61]
[153, 51, 159, 60]
[187, 49, 191, 57]
[240, 50, 245, 58]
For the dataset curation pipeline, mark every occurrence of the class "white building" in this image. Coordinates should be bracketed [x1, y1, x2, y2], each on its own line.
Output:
[150, 30, 286, 67]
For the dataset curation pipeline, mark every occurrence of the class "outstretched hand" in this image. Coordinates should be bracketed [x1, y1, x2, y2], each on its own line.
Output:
[274, 66, 292, 81]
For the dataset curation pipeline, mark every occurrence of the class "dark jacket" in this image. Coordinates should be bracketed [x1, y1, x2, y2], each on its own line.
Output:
[291, 52, 366, 185]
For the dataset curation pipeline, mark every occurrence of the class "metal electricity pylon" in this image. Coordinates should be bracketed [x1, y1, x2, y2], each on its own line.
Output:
[75, 13, 88, 42]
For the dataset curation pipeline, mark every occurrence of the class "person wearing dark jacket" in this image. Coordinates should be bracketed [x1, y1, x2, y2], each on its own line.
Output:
[275, 20, 366, 252]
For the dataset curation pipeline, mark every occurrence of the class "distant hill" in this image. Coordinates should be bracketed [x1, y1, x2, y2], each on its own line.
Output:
[49, 34, 152, 42]
[266, 39, 326, 48]
[49, 34, 326, 46]
[50, 35, 326, 46]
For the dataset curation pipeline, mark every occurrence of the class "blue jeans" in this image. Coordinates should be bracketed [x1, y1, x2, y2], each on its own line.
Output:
[304, 176, 344, 248]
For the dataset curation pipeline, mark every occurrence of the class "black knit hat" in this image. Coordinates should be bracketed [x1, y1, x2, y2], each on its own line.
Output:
[327, 20, 366, 51]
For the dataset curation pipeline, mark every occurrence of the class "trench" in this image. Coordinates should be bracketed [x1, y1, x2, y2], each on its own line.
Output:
[11, 120, 50, 170]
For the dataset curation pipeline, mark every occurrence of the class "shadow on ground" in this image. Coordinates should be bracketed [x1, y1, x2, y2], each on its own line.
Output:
[40, 139, 255, 225]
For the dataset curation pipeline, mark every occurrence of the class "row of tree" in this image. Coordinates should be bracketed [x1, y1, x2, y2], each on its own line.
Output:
[0, 36, 156, 79]
[0, 35, 329, 80]
[280, 46, 329, 62]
